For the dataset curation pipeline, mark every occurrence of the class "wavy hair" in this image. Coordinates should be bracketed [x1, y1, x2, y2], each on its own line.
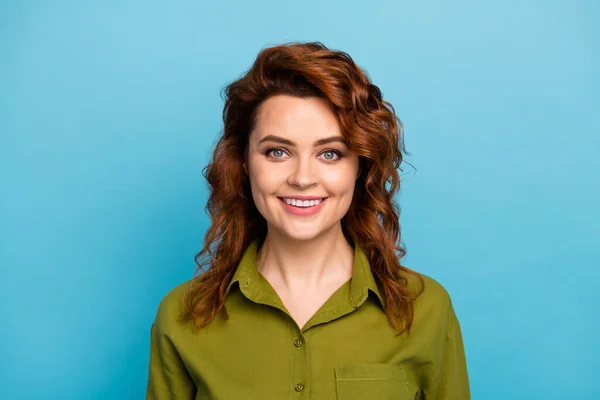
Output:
[181, 41, 424, 335]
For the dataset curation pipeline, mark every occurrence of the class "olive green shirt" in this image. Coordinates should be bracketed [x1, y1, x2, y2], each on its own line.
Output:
[146, 241, 470, 399]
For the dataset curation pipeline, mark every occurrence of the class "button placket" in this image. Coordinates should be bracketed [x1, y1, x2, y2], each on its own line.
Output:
[291, 331, 307, 396]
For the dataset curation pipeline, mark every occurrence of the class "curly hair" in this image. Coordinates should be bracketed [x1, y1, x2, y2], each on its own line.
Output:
[181, 41, 424, 335]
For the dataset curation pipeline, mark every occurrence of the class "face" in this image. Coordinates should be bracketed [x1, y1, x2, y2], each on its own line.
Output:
[245, 94, 360, 241]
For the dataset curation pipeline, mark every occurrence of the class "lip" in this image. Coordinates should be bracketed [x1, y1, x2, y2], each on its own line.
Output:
[278, 195, 328, 201]
[278, 197, 328, 216]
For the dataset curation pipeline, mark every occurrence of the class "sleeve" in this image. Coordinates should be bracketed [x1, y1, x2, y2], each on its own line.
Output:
[433, 309, 470, 399]
[146, 322, 196, 400]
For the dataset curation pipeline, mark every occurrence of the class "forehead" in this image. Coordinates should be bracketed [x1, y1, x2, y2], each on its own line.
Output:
[251, 94, 342, 143]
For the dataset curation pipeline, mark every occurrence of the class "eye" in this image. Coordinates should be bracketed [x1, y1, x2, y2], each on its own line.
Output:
[320, 149, 343, 161]
[265, 147, 343, 161]
[265, 147, 289, 159]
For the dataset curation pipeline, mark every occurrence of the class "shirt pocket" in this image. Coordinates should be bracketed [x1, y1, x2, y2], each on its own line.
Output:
[334, 364, 412, 400]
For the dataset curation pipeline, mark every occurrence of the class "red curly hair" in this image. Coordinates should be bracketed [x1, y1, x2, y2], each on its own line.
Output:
[181, 41, 424, 335]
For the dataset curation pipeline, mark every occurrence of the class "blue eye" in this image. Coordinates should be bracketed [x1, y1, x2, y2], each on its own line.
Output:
[266, 148, 287, 158]
[321, 150, 342, 161]
[265, 147, 343, 161]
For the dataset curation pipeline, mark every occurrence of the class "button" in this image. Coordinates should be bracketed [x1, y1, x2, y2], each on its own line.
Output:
[294, 338, 304, 347]
[294, 383, 304, 392]
[244, 279, 250, 288]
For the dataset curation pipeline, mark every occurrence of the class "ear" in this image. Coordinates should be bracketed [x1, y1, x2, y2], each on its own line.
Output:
[243, 162, 248, 174]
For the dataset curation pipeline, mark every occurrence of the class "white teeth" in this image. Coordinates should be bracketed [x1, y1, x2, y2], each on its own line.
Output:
[283, 198, 323, 207]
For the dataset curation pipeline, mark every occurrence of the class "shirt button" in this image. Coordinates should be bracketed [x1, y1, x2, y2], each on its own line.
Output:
[294, 338, 304, 347]
[294, 383, 304, 392]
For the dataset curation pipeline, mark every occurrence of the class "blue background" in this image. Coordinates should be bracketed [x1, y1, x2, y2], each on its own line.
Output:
[1, 1, 598, 399]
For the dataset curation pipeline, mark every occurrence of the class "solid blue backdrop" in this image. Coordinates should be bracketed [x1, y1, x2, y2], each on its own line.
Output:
[1, 1, 598, 399]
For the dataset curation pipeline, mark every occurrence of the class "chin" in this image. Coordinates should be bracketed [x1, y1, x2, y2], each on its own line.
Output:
[294, 221, 340, 240]
[272, 225, 325, 242]
[288, 232, 323, 241]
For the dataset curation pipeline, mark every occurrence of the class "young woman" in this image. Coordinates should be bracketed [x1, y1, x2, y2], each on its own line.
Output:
[146, 42, 470, 399]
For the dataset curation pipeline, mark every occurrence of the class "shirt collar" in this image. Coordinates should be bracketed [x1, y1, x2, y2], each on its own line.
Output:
[225, 239, 385, 308]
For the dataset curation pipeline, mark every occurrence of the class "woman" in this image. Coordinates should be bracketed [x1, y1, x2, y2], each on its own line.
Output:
[146, 42, 470, 399]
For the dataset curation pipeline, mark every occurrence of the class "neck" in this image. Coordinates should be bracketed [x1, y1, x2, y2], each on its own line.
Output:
[256, 225, 354, 295]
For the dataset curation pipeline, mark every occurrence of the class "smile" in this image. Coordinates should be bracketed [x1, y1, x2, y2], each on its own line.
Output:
[277, 197, 328, 216]
[280, 197, 327, 208]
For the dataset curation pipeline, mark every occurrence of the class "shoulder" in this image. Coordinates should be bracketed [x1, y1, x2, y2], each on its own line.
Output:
[419, 273, 451, 303]
[152, 278, 194, 335]
[405, 270, 451, 303]
[405, 271, 456, 329]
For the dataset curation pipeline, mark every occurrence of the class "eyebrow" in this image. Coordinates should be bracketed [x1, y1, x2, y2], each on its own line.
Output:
[257, 134, 347, 147]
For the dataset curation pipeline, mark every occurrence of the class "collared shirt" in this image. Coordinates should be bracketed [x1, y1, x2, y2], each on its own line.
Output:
[147, 240, 470, 399]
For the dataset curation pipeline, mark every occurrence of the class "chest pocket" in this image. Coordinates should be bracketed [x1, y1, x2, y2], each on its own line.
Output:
[334, 364, 414, 400]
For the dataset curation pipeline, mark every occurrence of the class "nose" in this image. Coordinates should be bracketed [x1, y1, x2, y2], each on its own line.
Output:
[287, 156, 317, 189]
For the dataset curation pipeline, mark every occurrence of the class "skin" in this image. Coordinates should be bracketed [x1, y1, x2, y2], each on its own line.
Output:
[244, 94, 361, 328]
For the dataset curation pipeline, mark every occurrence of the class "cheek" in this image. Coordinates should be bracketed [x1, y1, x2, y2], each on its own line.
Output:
[248, 162, 284, 199]
[323, 169, 357, 194]
[251, 170, 283, 193]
